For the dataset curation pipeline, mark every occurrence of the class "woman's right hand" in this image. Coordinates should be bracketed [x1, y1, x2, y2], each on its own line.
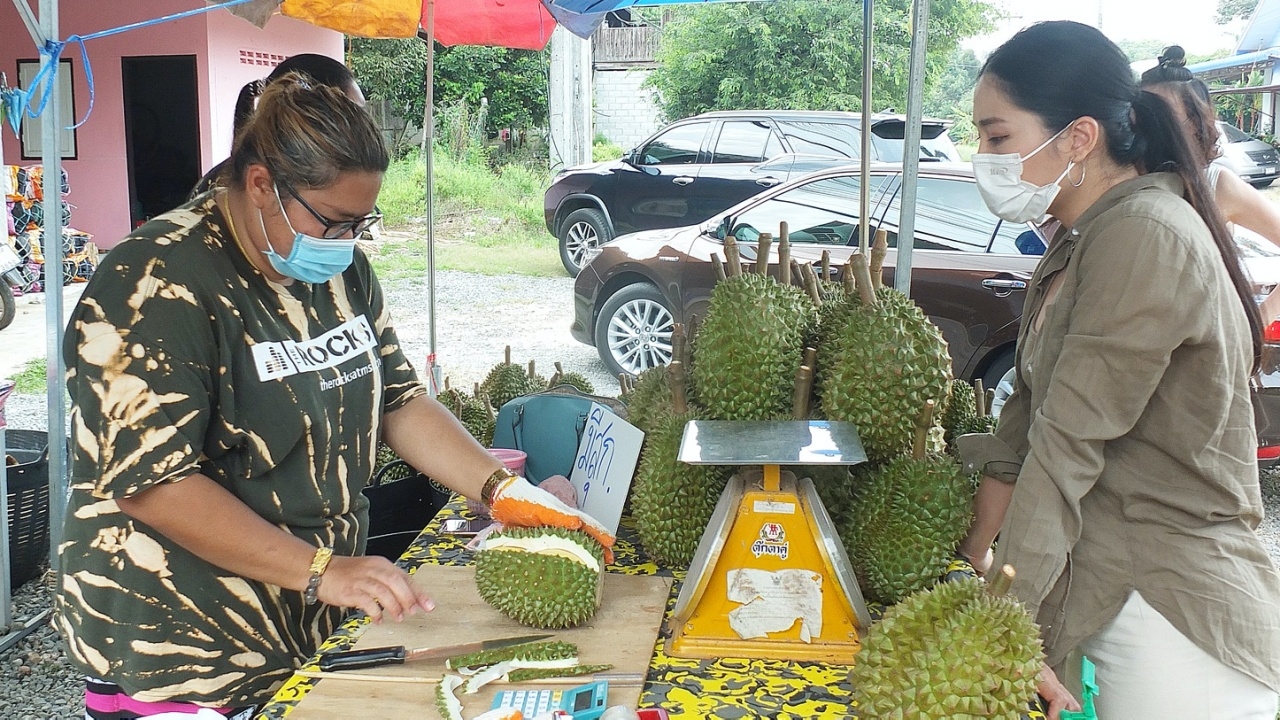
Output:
[317, 555, 435, 623]
[1037, 663, 1081, 719]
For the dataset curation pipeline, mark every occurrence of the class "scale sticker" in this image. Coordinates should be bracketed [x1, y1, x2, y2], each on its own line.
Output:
[751, 522, 790, 560]
[753, 500, 796, 515]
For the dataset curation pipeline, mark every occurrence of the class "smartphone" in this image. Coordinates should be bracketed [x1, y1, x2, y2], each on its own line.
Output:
[442, 517, 492, 536]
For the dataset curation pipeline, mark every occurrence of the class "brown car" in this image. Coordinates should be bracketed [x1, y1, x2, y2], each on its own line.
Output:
[571, 162, 1280, 463]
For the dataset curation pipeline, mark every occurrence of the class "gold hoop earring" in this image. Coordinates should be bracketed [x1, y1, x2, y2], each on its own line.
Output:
[1069, 163, 1086, 188]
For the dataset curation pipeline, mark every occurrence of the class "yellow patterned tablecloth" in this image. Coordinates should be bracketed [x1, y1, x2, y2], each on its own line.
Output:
[256, 496, 1048, 719]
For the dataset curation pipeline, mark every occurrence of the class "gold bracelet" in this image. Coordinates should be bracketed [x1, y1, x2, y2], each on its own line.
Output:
[303, 546, 333, 606]
[481, 467, 518, 507]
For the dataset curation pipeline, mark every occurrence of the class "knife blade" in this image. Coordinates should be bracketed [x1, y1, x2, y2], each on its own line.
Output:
[317, 633, 553, 672]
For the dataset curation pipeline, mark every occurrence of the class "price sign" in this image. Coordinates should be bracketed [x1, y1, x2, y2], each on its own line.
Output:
[569, 403, 644, 536]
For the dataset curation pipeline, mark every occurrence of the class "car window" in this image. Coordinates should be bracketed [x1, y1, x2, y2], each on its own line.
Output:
[1219, 122, 1253, 143]
[714, 121, 776, 163]
[764, 132, 786, 160]
[640, 122, 709, 165]
[727, 174, 891, 245]
[990, 220, 1042, 255]
[776, 121, 860, 160]
[880, 176, 1000, 251]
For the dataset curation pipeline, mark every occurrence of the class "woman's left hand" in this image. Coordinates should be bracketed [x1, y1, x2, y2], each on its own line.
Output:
[1037, 663, 1081, 719]
[488, 475, 616, 563]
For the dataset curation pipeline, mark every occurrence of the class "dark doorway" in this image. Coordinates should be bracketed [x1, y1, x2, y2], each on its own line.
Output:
[122, 55, 201, 226]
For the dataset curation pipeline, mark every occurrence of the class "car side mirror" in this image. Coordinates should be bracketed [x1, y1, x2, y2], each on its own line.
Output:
[623, 148, 640, 166]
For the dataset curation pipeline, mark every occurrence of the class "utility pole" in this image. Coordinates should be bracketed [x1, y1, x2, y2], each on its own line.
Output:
[549, 25, 593, 171]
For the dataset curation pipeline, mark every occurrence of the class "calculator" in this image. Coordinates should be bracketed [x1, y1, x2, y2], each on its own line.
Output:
[490, 680, 608, 720]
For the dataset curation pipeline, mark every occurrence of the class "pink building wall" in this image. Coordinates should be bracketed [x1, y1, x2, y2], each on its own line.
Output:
[0, 2, 341, 249]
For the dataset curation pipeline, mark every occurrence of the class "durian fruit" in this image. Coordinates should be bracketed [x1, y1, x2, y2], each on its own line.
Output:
[852, 567, 1044, 719]
[943, 378, 997, 451]
[437, 379, 497, 447]
[480, 346, 545, 409]
[807, 465, 857, 527]
[373, 443, 412, 482]
[474, 526, 604, 629]
[842, 401, 975, 605]
[631, 358, 732, 567]
[819, 233, 952, 461]
[549, 361, 595, 395]
[692, 233, 816, 421]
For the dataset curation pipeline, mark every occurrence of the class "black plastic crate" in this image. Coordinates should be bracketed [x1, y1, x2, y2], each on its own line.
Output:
[5, 429, 50, 588]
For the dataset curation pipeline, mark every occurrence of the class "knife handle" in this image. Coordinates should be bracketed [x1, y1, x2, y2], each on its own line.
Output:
[317, 646, 407, 672]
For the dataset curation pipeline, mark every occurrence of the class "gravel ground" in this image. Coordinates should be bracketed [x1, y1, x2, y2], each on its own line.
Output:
[2, 270, 1279, 717]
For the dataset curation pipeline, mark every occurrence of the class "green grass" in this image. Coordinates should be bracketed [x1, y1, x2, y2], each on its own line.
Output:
[593, 140, 624, 162]
[372, 150, 561, 279]
[13, 357, 46, 394]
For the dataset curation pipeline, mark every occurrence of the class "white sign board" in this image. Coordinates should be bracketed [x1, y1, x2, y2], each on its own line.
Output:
[569, 403, 644, 536]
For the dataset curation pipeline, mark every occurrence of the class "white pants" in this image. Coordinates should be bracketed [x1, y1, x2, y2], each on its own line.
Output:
[1077, 591, 1279, 720]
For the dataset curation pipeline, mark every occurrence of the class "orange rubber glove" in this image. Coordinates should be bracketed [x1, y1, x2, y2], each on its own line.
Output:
[488, 475, 616, 564]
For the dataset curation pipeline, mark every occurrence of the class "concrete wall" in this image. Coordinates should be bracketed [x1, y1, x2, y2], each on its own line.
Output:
[592, 67, 661, 151]
[0, 3, 341, 249]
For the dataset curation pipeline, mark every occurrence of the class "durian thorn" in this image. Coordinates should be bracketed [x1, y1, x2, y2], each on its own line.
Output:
[668, 360, 689, 415]
[973, 379, 987, 419]
[724, 236, 742, 277]
[870, 228, 888, 290]
[711, 252, 727, 282]
[792, 364, 814, 420]
[789, 260, 804, 289]
[821, 250, 831, 280]
[778, 223, 791, 285]
[912, 399, 937, 460]
[756, 232, 773, 277]
[851, 253, 877, 307]
[504, 345, 512, 366]
[987, 564, 1016, 597]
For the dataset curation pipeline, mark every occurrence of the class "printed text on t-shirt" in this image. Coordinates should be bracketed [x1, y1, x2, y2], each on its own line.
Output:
[251, 316, 378, 381]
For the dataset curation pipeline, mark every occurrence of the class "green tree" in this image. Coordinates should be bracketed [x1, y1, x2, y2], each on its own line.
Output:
[1116, 39, 1169, 63]
[347, 38, 548, 137]
[923, 47, 981, 146]
[646, 0, 996, 122]
[1217, 0, 1258, 24]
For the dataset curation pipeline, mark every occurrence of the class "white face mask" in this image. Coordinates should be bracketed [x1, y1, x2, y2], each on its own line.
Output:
[971, 125, 1075, 224]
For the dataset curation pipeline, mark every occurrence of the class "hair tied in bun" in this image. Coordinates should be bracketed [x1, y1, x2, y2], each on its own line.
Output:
[1158, 45, 1187, 69]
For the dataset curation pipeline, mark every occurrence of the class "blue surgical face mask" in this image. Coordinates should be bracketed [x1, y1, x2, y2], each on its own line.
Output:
[257, 185, 357, 284]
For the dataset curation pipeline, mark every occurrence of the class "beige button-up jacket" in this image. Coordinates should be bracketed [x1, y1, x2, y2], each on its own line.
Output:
[961, 172, 1280, 690]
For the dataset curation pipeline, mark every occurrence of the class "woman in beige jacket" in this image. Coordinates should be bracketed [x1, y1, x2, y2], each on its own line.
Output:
[959, 21, 1280, 719]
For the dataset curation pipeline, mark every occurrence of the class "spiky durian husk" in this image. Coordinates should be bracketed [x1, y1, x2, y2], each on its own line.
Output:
[458, 396, 496, 447]
[853, 577, 1044, 719]
[692, 273, 815, 421]
[803, 465, 856, 527]
[507, 664, 614, 683]
[842, 453, 973, 605]
[554, 371, 595, 395]
[374, 443, 412, 482]
[474, 527, 604, 629]
[446, 641, 578, 670]
[631, 410, 732, 567]
[941, 379, 978, 447]
[481, 363, 544, 410]
[820, 286, 951, 461]
[435, 675, 464, 720]
[624, 366, 676, 435]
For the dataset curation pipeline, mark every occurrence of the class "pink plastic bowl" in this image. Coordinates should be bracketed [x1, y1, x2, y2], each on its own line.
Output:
[487, 448, 527, 476]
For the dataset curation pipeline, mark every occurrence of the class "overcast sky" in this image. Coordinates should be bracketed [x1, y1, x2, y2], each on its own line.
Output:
[965, 0, 1248, 58]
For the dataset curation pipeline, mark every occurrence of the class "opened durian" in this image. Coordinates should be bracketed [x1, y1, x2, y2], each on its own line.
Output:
[474, 526, 604, 629]
[818, 233, 952, 461]
[842, 401, 974, 605]
[852, 568, 1044, 719]
[692, 234, 815, 421]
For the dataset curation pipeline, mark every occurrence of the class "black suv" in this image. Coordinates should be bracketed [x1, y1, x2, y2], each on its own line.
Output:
[544, 110, 959, 275]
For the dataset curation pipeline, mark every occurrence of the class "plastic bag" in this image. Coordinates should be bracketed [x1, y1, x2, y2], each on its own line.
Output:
[281, 0, 421, 39]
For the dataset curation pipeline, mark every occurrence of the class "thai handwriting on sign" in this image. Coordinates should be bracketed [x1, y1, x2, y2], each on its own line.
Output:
[576, 407, 616, 502]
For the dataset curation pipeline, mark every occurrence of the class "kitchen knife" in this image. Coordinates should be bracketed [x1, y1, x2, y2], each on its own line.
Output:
[317, 633, 553, 672]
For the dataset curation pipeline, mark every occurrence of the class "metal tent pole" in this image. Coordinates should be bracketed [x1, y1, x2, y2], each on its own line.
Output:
[894, 0, 929, 296]
[858, 0, 872, 257]
[424, 0, 442, 396]
[39, 0, 66, 571]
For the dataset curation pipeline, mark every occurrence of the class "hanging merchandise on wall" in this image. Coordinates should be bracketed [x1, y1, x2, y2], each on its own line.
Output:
[4, 164, 97, 293]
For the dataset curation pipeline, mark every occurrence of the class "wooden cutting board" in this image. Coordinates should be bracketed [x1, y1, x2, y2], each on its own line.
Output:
[289, 565, 673, 719]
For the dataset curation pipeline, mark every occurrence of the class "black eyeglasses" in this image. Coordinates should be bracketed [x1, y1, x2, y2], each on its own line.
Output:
[278, 181, 382, 239]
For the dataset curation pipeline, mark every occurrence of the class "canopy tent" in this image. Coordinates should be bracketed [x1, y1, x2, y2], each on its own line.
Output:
[3, 0, 933, 641]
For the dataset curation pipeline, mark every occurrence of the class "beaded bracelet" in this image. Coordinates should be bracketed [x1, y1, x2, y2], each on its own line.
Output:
[303, 546, 333, 605]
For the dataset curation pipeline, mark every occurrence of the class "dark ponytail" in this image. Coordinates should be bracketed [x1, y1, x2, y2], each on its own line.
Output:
[983, 21, 1262, 372]
[232, 79, 266, 140]
[230, 54, 357, 140]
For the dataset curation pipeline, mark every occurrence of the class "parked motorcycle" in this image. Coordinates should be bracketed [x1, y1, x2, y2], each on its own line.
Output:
[0, 241, 23, 330]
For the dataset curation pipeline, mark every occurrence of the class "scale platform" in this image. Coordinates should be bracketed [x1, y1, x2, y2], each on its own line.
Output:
[667, 420, 872, 664]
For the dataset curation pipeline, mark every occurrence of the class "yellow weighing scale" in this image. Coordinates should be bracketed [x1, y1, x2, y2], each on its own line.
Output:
[666, 420, 872, 664]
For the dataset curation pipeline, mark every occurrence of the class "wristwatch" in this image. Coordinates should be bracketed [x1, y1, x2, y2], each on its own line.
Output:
[481, 467, 519, 507]
[303, 546, 333, 605]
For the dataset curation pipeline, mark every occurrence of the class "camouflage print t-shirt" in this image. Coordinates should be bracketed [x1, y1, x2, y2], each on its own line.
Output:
[55, 193, 427, 706]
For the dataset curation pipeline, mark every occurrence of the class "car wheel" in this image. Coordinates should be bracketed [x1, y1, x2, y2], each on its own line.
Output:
[559, 207, 612, 277]
[1252, 179, 1275, 188]
[0, 284, 14, 331]
[595, 284, 675, 378]
[982, 350, 1016, 420]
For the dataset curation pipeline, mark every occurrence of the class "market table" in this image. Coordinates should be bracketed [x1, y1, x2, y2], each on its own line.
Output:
[257, 496, 1051, 719]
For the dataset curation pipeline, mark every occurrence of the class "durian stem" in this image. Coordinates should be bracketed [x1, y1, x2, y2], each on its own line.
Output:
[528, 360, 537, 379]
[550, 361, 565, 387]
[912, 399, 936, 460]
[973, 379, 987, 419]
[671, 323, 686, 373]
[792, 364, 814, 419]
[852, 253, 877, 307]
[482, 394, 496, 421]
[821, 250, 831, 281]
[803, 346, 818, 371]
[987, 564, 1016, 597]
[790, 260, 803, 288]
[685, 314, 699, 364]
[618, 373, 631, 397]
[712, 252, 727, 282]
[870, 228, 888, 290]
[668, 360, 688, 415]
[986, 388, 996, 418]
[756, 232, 773, 277]
[778, 223, 791, 285]
[444, 376, 452, 391]
[803, 263, 823, 305]
[504, 345, 512, 366]
[724, 236, 742, 277]
[842, 263, 856, 296]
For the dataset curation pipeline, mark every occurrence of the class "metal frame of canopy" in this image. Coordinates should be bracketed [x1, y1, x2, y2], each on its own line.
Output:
[4, 0, 932, 631]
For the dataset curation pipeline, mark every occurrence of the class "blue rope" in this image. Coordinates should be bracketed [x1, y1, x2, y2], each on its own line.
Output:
[10, 0, 260, 134]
